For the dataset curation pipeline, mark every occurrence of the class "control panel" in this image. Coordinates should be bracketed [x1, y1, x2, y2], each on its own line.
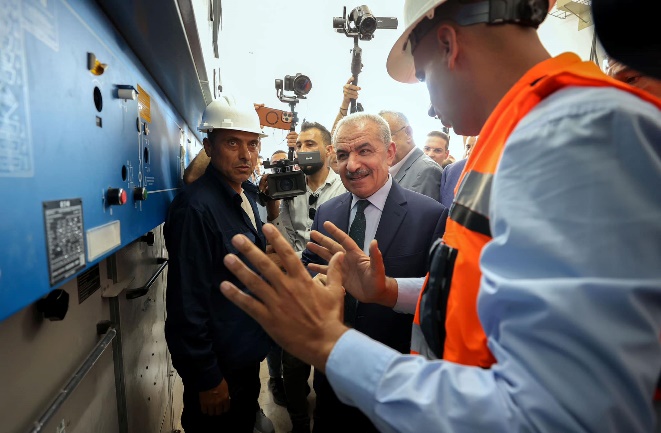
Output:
[0, 0, 200, 320]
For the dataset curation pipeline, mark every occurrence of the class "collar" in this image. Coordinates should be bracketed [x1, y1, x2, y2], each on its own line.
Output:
[389, 146, 417, 176]
[351, 174, 393, 212]
[307, 167, 341, 194]
[205, 163, 247, 202]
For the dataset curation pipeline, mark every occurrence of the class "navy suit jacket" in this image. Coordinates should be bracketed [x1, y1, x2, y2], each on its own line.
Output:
[439, 158, 467, 209]
[302, 180, 448, 354]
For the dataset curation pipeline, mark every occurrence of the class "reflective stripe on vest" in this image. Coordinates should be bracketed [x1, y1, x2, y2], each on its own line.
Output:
[450, 171, 494, 238]
[411, 53, 661, 366]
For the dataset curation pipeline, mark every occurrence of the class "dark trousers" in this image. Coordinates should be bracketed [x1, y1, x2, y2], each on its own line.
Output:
[181, 362, 260, 433]
[266, 344, 283, 379]
[312, 369, 378, 433]
[282, 350, 311, 430]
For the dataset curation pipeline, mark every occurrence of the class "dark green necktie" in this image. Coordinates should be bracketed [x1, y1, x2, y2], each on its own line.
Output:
[345, 199, 369, 325]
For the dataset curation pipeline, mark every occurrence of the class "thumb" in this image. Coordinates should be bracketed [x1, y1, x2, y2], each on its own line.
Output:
[326, 251, 345, 290]
[369, 240, 385, 277]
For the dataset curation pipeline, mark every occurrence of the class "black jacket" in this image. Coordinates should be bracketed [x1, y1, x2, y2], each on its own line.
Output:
[164, 164, 270, 391]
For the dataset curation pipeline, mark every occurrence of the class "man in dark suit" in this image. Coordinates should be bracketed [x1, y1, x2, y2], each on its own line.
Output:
[301, 112, 447, 433]
[439, 136, 476, 208]
[379, 110, 443, 202]
[439, 157, 466, 209]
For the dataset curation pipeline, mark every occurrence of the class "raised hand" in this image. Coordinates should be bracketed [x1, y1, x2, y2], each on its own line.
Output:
[220, 224, 349, 372]
[306, 221, 398, 308]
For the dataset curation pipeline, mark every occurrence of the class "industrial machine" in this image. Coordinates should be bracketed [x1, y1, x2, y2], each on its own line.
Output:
[0, 0, 221, 431]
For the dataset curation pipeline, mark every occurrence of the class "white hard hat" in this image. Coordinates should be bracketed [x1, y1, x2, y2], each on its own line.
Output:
[387, 0, 453, 84]
[387, 0, 555, 84]
[198, 95, 267, 137]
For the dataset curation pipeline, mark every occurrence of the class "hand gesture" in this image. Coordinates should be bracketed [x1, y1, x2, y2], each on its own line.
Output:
[306, 221, 398, 308]
[220, 224, 349, 372]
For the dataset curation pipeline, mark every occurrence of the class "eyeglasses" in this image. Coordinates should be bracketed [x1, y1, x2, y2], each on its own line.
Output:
[391, 125, 407, 136]
[308, 193, 318, 220]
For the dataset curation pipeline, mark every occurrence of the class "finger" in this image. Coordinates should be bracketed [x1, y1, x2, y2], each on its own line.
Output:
[346, 76, 354, 84]
[200, 404, 209, 415]
[228, 234, 284, 289]
[306, 240, 335, 262]
[262, 224, 308, 278]
[307, 263, 328, 275]
[326, 252, 345, 289]
[322, 221, 363, 254]
[310, 230, 346, 255]
[368, 240, 386, 278]
[220, 280, 270, 322]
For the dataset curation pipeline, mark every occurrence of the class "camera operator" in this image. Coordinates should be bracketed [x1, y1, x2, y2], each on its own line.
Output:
[263, 123, 346, 257]
[261, 122, 346, 433]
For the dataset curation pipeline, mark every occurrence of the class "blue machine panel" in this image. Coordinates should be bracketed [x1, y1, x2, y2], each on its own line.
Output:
[0, 0, 193, 320]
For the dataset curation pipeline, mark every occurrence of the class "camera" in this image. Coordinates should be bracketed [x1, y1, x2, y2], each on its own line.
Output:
[263, 152, 322, 200]
[261, 73, 322, 200]
[281, 74, 312, 97]
[275, 73, 312, 104]
[333, 5, 398, 41]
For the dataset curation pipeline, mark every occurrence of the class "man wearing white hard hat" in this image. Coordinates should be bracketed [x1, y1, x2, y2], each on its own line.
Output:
[164, 96, 274, 433]
[219, 1, 661, 432]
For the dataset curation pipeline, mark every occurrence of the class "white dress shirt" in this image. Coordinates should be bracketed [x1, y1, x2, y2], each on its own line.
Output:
[349, 175, 393, 254]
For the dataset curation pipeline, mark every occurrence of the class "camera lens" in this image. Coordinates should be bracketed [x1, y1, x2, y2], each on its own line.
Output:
[293, 75, 312, 96]
[360, 16, 377, 35]
[279, 178, 294, 192]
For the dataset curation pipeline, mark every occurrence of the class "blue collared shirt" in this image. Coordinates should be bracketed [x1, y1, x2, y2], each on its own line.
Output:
[350, 175, 393, 253]
[325, 86, 661, 432]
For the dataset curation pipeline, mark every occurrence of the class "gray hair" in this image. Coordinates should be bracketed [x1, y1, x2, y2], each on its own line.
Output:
[378, 110, 410, 129]
[332, 112, 392, 148]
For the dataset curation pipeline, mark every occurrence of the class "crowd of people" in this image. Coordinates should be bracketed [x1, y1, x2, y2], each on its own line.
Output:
[163, 0, 661, 432]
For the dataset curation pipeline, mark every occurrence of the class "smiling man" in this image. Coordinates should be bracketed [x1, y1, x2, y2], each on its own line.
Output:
[164, 96, 273, 433]
[300, 113, 446, 433]
[219, 0, 661, 432]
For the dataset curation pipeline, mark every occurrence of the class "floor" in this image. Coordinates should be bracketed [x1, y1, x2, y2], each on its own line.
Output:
[258, 360, 316, 433]
[174, 360, 316, 433]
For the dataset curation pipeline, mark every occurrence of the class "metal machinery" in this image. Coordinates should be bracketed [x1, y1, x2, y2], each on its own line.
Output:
[0, 0, 221, 431]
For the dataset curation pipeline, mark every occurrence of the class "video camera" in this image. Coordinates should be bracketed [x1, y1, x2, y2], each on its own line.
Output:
[262, 73, 323, 201]
[333, 5, 398, 41]
[333, 6, 398, 113]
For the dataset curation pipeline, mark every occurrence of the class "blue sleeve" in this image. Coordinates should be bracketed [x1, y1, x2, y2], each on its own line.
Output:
[325, 87, 661, 432]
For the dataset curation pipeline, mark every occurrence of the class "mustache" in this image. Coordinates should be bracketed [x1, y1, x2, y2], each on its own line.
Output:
[345, 169, 371, 179]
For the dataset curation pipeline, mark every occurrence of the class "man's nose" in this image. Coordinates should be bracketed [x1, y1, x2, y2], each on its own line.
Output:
[237, 143, 251, 162]
[346, 152, 362, 172]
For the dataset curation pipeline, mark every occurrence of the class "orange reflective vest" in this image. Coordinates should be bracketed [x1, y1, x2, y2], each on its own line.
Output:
[412, 53, 661, 366]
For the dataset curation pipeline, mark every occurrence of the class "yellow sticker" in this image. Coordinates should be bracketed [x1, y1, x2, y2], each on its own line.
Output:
[137, 84, 151, 123]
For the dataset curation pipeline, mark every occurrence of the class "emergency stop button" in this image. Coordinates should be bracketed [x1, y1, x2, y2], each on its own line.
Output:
[107, 188, 127, 206]
[133, 187, 148, 201]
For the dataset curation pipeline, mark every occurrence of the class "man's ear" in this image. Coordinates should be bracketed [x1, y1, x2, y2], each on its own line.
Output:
[436, 24, 459, 69]
[386, 141, 397, 165]
[405, 126, 414, 143]
[203, 137, 212, 157]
